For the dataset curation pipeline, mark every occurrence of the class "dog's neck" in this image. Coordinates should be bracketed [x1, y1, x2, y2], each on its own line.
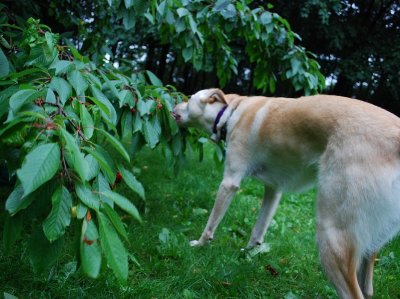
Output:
[210, 96, 243, 142]
[211, 105, 229, 142]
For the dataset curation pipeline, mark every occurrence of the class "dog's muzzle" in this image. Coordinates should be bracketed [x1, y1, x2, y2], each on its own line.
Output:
[171, 111, 180, 120]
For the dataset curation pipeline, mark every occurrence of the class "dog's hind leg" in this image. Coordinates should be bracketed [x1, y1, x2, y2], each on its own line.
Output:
[247, 185, 282, 248]
[317, 225, 364, 299]
[357, 253, 377, 299]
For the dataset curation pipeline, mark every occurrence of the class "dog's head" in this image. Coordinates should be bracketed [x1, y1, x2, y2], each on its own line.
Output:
[173, 88, 228, 133]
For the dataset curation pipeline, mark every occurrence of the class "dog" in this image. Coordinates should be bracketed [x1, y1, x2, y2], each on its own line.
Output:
[172, 88, 400, 298]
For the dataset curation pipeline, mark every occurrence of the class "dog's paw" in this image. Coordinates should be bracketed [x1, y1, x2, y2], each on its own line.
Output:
[240, 243, 271, 260]
[189, 240, 202, 247]
[190, 238, 212, 247]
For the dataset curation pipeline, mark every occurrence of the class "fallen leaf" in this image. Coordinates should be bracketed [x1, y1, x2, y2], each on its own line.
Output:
[265, 264, 279, 277]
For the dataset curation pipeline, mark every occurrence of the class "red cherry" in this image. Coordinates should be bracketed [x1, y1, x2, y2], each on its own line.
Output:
[83, 235, 95, 245]
[86, 210, 92, 221]
[115, 172, 123, 184]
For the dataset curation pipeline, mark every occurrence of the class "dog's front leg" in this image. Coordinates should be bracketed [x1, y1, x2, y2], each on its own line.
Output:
[190, 178, 240, 246]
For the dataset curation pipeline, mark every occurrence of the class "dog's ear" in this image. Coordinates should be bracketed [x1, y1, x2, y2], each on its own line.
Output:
[201, 89, 227, 104]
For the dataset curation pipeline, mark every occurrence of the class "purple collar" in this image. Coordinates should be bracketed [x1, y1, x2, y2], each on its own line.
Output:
[213, 106, 228, 140]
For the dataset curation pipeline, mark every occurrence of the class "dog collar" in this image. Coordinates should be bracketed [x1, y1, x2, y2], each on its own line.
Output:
[212, 106, 228, 141]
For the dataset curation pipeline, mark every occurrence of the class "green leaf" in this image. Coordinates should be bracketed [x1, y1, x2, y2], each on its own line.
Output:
[157, 0, 167, 15]
[27, 228, 64, 273]
[118, 166, 145, 200]
[143, 118, 160, 148]
[80, 217, 101, 278]
[188, 14, 198, 33]
[177, 7, 189, 17]
[0, 34, 11, 49]
[93, 173, 113, 207]
[102, 190, 141, 223]
[85, 154, 100, 181]
[0, 121, 29, 146]
[42, 186, 73, 242]
[87, 95, 110, 117]
[3, 293, 18, 299]
[260, 11, 272, 25]
[52, 59, 73, 75]
[102, 203, 129, 242]
[67, 70, 88, 96]
[161, 103, 179, 135]
[45, 31, 56, 49]
[5, 182, 54, 217]
[9, 68, 47, 80]
[64, 39, 84, 61]
[96, 128, 130, 163]
[3, 213, 23, 253]
[60, 128, 89, 181]
[143, 12, 155, 25]
[9, 89, 40, 113]
[124, 0, 133, 8]
[80, 103, 94, 138]
[220, 3, 236, 19]
[5, 185, 28, 215]
[119, 90, 135, 107]
[49, 77, 72, 105]
[75, 183, 100, 210]
[146, 71, 163, 86]
[123, 9, 136, 30]
[46, 88, 56, 104]
[175, 18, 186, 33]
[291, 58, 302, 75]
[87, 73, 102, 89]
[83, 146, 115, 184]
[0, 48, 10, 77]
[17, 143, 60, 197]
[269, 77, 276, 94]
[98, 211, 128, 282]
[121, 110, 133, 143]
[131, 112, 142, 133]
[137, 99, 154, 116]
[24, 44, 51, 67]
[90, 86, 117, 125]
[214, 0, 230, 12]
[133, 0, 148, 14]
[99, 72, 119, 100]
[182, 47, 193, 62]
[76, 203, 88, 219]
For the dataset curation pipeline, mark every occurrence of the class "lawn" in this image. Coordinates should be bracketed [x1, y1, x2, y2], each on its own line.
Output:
[1, 146, 400, 298]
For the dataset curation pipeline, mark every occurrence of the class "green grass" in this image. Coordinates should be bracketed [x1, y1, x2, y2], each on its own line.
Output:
[1, 147, 400, 298]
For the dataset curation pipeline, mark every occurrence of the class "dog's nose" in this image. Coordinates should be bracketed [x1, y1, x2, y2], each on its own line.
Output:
[171, 105, 181, 121]
[171, 110, 181, 121]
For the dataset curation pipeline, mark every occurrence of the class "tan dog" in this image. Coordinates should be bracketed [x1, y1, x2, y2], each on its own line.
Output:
[172, 88, 400, 298]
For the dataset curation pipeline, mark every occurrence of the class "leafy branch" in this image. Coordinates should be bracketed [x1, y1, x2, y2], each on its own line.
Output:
[0, 16, 189, 281]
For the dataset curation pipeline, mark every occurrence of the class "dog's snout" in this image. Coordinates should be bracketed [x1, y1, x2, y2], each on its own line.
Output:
[171, 107, 181, 121]
[172, 111, 181, 121]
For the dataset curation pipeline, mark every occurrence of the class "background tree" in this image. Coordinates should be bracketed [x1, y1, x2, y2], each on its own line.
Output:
[2, 0, 325, 96]
[4, 0, 399, 113]
[268, 0, 400, 113]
